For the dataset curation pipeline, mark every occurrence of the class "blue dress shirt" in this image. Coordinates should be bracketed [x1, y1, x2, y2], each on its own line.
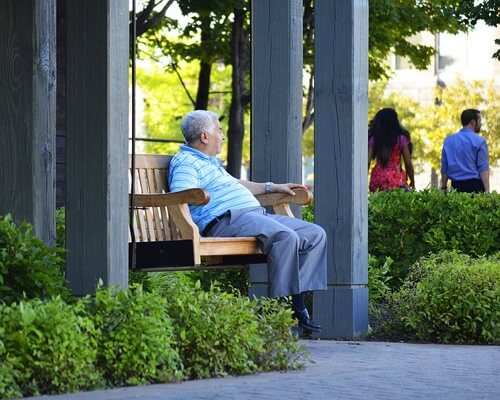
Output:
[441, 128, 489, 181]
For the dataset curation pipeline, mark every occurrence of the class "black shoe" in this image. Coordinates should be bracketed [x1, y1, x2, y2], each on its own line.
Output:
[293, 307, 322, 333]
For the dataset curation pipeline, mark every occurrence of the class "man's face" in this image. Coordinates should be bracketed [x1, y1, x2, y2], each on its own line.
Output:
[473, 114, 482, 133]
[205, 119, 225, 156]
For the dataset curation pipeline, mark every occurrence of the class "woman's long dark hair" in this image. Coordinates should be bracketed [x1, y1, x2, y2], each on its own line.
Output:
[371, 108, 409, 168]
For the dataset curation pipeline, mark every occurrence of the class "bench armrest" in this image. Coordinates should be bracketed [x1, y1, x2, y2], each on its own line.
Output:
[255, 188, 313, 217]
[130, 188, 209, 208]
[255, 188, 313, 207]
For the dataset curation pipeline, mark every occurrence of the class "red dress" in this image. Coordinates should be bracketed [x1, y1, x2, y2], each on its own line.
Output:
[369, 135, 409, 192]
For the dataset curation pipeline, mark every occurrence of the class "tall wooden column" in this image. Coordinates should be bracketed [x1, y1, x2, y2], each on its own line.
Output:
[65, 0, 129, 295]
[0, 0, 57, 246]
[250, 0, 303, 298]
[313, 0, 369, 338]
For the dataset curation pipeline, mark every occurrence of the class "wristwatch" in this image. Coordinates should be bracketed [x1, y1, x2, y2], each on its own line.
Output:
[265, 182, 273, 194]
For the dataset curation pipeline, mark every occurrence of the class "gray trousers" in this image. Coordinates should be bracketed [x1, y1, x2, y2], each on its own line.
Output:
[207, 206, 327, 298]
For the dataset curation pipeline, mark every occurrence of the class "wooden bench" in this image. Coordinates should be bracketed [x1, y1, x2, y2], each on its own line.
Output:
[129, 154, 313, 272]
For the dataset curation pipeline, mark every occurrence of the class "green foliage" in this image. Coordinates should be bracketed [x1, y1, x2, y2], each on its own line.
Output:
[135, 61, 250, 164]
[136, 61, 198, 150]
[368, 190, 500, 286]
[90, 284, 183, 386]
[163, 281, 303, 379]
[0, 297, 101, 397]
[368, 0, 466, 79]
[252, 299, 306, 371]
[368, 255, 393, 303]
[368, 79, 500, 172]
[302, 203, 314, 223]
[55, 207, 66, 249]
[398, 251, 500, 344]
[0, 214, 69, 305]
[415, 78, 500, 170]
[129, 270, 193, 294]
[186, 268, 249, 295]
[0, 327, 23, 400]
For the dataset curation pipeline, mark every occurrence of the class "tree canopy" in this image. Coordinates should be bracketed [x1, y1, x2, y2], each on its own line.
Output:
[130, 0, 499, 176]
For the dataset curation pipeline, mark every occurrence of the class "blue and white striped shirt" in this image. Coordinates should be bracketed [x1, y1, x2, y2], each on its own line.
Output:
[169, 145, 260, 232]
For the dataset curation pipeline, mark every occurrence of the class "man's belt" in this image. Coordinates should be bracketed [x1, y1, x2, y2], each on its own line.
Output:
[202, 212, 229, 236]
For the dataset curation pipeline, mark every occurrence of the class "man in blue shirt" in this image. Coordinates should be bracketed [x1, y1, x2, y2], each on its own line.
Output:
[169, 110, 327, 333]
[441, 109, 490, 193]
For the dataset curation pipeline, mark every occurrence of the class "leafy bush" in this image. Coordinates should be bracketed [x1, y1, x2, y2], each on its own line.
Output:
[0, 297, 101, 397]
[368, 255, 393, 303]
[186, 268, 249, 295]
[0, 325, 23, 400]
[0, 214, 69, 304]
[368, 190, 500, 285]
[90, 284, 183, 386]
[252, 299, 305, 370]
[163, 281, 303, 378]
[396, 251, 500, 344]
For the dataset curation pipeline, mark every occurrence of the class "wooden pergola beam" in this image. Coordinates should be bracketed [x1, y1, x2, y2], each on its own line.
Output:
[313, 0, 369, 338]
[65, 0, 129, 295]
[250, 0, 304, 298]
[0, 0, 57, 246]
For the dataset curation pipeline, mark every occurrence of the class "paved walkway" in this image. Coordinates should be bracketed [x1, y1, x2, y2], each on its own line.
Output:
[36, 340, 500, 400]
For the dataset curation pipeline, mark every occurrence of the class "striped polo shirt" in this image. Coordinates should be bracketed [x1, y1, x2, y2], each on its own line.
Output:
[169, 145, 260, 232]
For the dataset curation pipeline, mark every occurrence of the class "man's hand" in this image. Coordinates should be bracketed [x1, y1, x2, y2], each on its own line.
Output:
[271, 183, 308, 196]
[238, 180, 308, 195]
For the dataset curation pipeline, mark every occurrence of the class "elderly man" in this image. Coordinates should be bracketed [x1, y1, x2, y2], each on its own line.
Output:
[169, 110, 327, 332]
[441, 109, 490, 193]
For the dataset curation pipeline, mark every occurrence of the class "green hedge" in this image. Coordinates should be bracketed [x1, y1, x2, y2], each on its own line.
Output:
[0, 215, 69, 304]
[90, 284, 183, 386]
[398, 251, 500, 344]
[368, 190, 500, 285]
[140, 274, 304, 379]
[0, 297, 101, 397]
[0, 216, 305, 399]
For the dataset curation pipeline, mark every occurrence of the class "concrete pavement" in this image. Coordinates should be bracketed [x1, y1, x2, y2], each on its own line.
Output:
[34, 340, 500, 400]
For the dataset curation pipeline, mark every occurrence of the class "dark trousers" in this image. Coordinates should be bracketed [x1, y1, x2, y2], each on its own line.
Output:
[451, 178, 485, 193]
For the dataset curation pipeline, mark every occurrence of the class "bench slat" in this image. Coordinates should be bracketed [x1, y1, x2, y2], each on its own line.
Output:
[200, 237, 263, 256]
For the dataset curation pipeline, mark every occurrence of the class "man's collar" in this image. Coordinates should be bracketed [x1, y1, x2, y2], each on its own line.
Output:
[180, 144, 215, 160]
[460, 127, 475, 134]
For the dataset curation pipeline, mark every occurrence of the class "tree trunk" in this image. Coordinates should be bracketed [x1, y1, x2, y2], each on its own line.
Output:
[227, 8, 247, 178]
[195, 27, 212, 110]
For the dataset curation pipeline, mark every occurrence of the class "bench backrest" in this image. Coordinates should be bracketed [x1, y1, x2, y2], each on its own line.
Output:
[129, 154, 177, 242]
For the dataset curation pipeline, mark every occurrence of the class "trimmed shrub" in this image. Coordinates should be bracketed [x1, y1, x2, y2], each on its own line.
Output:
[164, 281, 303, 378]
[0, 297, 101, 397]
[131, 272, 304, 374]
[0, 214, 69, 304]
[166, 282, 263, 378]
[368, 190, 500, 285]
[90, 284, 183, 386]
[398, 251, 500, 344]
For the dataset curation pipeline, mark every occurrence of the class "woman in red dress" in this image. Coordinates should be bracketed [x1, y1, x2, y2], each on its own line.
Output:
[368, 108, 415, 192]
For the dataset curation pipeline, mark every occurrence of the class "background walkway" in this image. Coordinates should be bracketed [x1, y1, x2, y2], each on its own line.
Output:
[37, 340, 500, 400]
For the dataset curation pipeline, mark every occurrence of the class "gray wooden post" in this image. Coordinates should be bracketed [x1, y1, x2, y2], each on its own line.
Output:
[250, 0, 303, 298]
[65, 0, 129, 295]
[313, 0, 369, 338]
[0, 0, 56, 246]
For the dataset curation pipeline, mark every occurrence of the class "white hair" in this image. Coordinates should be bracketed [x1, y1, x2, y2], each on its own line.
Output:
[181, 110, 219, 143]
